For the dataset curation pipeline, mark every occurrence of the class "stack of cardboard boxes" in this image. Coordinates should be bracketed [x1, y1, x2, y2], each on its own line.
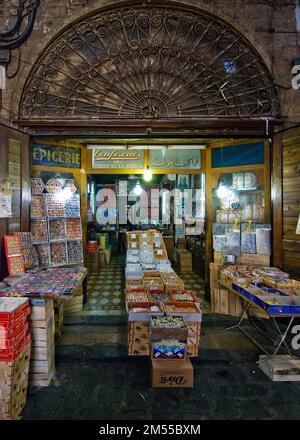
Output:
[150, 316, 194, 388]
[63, 285, 83, 314]
[0, 298, 31, 419]
[54, 300, 64, 339]
[29, 299, 55, 387]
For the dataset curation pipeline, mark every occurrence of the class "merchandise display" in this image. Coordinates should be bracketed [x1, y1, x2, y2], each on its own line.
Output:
[0, 298, 30, 362]
[35, 244, 51, 267]
[66, 218, 82, 240]
[31, 195, 47, 218]
[65, 195, 81, 217]
[4, 235, 25, 277]
[49, 219, 66, 241]
[67, 241, 84, 264]
[30, 177, 83, 268]
[46, 178, 65, 194]
[4, 267, 87, 299]
[50, 242, 67, 266]
[31, 178, 46, 195]
[46, 194, 65, 217]
[126, 231, 202, 369]
[31, 219, 48, 244]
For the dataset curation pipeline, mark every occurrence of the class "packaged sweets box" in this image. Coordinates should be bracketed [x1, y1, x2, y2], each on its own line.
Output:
[151, 340, 186, 360]
[151, 357, 194, 388]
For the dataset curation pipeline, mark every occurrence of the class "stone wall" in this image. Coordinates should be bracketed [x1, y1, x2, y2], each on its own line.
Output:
[1, 0, 299, 127]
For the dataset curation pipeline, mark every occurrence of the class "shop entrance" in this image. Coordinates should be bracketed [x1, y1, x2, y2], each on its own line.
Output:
[85, 165, 206, 317]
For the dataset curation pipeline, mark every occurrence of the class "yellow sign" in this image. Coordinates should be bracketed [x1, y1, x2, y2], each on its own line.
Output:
[92, 149, 145, 169]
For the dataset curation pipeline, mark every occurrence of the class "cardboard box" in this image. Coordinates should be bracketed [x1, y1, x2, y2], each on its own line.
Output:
[239, 253, 270, 266]
[151, 357, 194, 388]
[163, 236, 175, 261]
[259, 355, 300, 382]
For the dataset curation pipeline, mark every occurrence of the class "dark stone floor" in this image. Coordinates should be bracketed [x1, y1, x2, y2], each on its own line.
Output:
[22, 315, 300, 420]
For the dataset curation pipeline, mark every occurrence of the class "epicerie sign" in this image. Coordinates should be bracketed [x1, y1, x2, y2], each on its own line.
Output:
[32, 143, 81, 169]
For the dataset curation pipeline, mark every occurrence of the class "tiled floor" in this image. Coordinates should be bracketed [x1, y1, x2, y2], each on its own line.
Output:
[85, 254, 126, 314]
[84, 253, 211, 316]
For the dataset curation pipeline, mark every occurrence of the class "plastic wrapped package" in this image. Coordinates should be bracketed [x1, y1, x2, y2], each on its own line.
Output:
[256, 228, 271, 255]
[224, 231, 241, 256]
[213, 235, 226, 252]
[241, 232, 257, 254]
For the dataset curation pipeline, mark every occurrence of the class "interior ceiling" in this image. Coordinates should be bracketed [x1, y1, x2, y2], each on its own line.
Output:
[92, 174, 164, 185]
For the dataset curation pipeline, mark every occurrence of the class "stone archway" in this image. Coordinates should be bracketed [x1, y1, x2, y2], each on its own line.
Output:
[19, 1, 280, 120]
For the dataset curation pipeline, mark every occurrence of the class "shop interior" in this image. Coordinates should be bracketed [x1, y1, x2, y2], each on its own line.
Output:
[22, 136, 270, 319]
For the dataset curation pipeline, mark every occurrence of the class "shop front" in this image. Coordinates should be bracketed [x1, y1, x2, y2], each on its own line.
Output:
[2, 0, 300, 421]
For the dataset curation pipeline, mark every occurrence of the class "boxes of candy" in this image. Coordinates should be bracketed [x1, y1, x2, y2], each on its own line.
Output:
[144, 277, 164, 293]
[125, 264, 143, 279]
[50, 242, 67, 266]
[6, 257, 25, 277]
[46, 194, 65, 217]
[128, 241, 140, 250]
[31, 178, 46, 195]
[126, 291, 152, 307]
[46, 178, 65, 194]
[31, 219, 48, 244]
[66, 218, 82, 240]
[125, 278, 145, 292]
[152, 340, 186, 360]
[35, 244, 50, 267]
[171, 291, 197, 305]
[49, 219, 66, 241]
[263, 278, 300, 290]
[150, 292, 173, 304]
[4, 235, 22, 257]
[150, 316, 188, 342]
[31, 195, 46, 218]
[4, 236, 25, 277]
[67, 241, 83, 264]
[64, 195, 80, 218]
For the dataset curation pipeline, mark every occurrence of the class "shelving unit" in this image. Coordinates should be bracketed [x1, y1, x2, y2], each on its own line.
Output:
[30, 178, 83, 268]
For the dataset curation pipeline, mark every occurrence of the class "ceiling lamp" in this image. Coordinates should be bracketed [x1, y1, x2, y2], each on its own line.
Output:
[134, 180, 143, 196]
[216, 181, 228, 199]
[143, 166, 153, 182]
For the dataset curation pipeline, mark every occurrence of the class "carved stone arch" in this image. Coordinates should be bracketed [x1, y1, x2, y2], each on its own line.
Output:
[19, 1, 280, 120]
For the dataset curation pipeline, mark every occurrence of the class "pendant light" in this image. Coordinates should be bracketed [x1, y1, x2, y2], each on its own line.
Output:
[143, 166, 153, 182]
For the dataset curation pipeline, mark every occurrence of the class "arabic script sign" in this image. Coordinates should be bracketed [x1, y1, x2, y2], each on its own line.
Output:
[92, 149, 145, 169]
[150, 150, 201, 170]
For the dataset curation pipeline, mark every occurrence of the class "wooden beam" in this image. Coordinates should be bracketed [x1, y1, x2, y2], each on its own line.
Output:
[272, 129, 283, 268]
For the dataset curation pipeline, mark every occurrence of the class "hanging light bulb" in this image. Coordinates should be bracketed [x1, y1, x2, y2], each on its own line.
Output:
[143, 166, 153, 182]
[134, 180, 143, 196]
[216, 181, 228, 199]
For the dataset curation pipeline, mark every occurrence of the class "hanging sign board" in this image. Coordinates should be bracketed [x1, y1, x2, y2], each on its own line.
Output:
[150, 150, 201, 170]
[32, 144, 81, 168]
[92, 149, 145, 169]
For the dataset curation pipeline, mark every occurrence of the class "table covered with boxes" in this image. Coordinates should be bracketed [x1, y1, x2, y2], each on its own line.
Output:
[125, 231, 202, 388]
[0, 263, 87, 419]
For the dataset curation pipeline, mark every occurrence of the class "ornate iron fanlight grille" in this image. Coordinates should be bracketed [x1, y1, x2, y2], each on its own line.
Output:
[19, 2, 280, 119]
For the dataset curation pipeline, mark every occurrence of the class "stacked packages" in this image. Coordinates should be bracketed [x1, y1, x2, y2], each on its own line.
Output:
[0, 298, 31, 419]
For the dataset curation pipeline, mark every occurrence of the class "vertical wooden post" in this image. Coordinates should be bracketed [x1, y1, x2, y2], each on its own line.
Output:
[272, 128, 283, 268]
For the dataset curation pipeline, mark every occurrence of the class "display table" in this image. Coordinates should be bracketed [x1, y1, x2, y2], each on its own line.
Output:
[219, 279, 297, 357]
[2, 266, 88, 300]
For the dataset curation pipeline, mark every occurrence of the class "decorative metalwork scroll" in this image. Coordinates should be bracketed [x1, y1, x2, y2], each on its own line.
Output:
[0, 1, 40, 53]
[19, 2, 280, 119]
